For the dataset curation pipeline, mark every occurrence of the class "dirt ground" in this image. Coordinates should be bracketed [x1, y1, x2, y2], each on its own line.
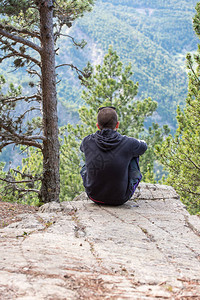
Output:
[0, 200, 38, 228]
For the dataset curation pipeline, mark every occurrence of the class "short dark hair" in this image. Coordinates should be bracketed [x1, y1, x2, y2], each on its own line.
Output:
[97, 107, 118, 130]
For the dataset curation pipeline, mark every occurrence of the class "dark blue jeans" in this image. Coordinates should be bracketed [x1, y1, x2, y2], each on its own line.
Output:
[127, 157, 142, 199]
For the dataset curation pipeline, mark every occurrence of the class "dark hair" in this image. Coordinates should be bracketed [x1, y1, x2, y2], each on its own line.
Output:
[97, 107, 118, 130]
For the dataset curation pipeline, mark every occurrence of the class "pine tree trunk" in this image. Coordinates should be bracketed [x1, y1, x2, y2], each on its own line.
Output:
[39, 1, 60, 203]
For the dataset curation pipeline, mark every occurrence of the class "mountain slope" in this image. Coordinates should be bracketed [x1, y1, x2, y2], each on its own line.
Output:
[69, 0, 198, 126]
[0, 0, 198, 129]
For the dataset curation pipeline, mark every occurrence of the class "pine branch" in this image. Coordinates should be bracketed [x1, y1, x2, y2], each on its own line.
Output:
[177, 185, 200, 197]
[27, 68, 42, 79]
[0, 37, 41, 66]
[0, 120, 45, 149]
[59, 33, 86, 48]
[15, 106, 41, 122]
[56, 63, 83, 73]
[1, 24, 40, 40]
[0, 176, 38, 185]
[12, 168, 41, 180]
[0, 50, 40, 67]
[187, 58, 200, 84]
[54, 22, 63, 42]
[186, 156, 200, 171]
[1, 178, 40, 194]
[56, 63, 90, 80]
[0, 138, 43, 150]
[0, 141, 14, 148]
[0, 26, 42, 53]
[0, 94, 41, 104]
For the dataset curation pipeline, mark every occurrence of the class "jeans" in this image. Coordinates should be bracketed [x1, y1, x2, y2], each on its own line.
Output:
[128, 157, 142, 199]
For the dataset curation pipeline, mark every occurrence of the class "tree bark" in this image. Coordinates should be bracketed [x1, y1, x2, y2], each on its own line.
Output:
[39, 1, 60, 203]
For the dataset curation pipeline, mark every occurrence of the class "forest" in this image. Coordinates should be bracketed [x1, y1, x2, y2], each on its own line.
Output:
[45, 0, 198, 127]
[0, 0, 198, 128]
[0, 0, 200, 214]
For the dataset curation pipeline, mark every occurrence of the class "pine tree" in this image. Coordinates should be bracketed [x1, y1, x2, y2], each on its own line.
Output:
[0, 0, 94, 203]
[155, 3, 200, 215]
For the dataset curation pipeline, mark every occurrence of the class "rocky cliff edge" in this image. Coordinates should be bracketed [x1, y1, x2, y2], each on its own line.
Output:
[0, 183, 200, 299]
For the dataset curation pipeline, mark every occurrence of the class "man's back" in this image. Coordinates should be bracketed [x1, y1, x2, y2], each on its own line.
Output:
[80, 128, 147, 205]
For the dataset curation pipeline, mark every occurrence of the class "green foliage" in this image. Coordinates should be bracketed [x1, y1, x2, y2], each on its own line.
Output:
[156, 2, 200, 215]
[0, 0, 94, 25]
[74, 1, 197, 127]
[101, 0, 197, 11]
[0, 147, 42, 205]
[140, 123, 170, 183]
[0, 0, 31, 16]
[0, 75, 21, 98]
[60, 125, 86, 201]
[0, 141, 82, 204]
[0, 0, 198, 133]
[0, 162, 9, 202]
[60, 47, 168, 200]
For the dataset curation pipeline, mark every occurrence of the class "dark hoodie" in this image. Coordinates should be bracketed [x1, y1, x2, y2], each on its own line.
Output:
[80, 129, 147, 205]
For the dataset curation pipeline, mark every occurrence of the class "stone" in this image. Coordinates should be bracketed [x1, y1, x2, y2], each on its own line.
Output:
[0, 183, 200, 299]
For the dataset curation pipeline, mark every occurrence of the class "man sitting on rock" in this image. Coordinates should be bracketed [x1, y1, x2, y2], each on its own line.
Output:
[80, 106, 147, 206]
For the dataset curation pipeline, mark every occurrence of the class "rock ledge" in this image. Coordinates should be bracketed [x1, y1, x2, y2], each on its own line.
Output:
[0, 183, 200, 299]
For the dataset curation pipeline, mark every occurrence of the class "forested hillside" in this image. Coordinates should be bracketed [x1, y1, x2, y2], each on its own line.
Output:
[66, 0, 198, 127]
[0, 0, 198, 128]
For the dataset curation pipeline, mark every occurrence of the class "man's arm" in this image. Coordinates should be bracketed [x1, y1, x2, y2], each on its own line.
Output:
[131, 138, 147, 156]
[80, 141, 84, 152]
[80, 137, 86, 153]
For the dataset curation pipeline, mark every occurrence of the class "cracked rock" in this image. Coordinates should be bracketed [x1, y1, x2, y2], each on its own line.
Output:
[0, 183, 200, 299]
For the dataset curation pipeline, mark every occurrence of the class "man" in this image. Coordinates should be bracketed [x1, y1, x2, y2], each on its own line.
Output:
[80, 106, 147, 205]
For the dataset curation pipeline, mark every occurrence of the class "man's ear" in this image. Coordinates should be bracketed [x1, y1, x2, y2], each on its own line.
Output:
[96, 123, 101, 130]
[116, 121, 120, 129]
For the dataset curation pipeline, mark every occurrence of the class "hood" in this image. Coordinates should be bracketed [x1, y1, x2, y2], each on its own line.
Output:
[94, 129, 123, 151]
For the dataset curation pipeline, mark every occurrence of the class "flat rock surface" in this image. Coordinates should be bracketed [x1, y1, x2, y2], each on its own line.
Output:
[0, 183, 200, 299]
